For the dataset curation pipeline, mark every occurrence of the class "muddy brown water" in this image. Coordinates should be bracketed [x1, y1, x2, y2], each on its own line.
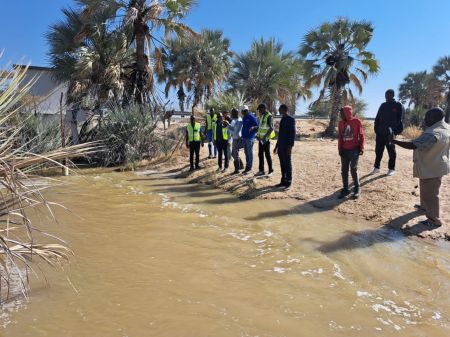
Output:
[1, 171, 450, 337]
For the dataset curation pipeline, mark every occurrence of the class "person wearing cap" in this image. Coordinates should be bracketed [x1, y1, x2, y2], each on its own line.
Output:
[389, 107, 450, 228]
[205, 108, 218, 159]
[228, 108, 244, 174]
[241, 105, 259, 175]
[371, 89, 404, 176]
[213, 112, 232, 172]
[273, 104, 296, 189]
[255, 103, 275, 177]
[186, 115, 203, 171]
[338, 106, 365, 199]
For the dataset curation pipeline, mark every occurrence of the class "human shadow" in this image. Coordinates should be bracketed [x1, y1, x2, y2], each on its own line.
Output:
[307, 211, 429, 254]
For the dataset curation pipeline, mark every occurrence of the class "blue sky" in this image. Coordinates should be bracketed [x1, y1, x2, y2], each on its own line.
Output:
[1, 0, 450, 116]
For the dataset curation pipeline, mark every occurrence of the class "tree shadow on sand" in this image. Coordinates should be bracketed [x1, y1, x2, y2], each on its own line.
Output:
[304, 211, 438, 253]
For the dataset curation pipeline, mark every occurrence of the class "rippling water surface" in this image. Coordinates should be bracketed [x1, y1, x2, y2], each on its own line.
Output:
[1, 171, 449, 337]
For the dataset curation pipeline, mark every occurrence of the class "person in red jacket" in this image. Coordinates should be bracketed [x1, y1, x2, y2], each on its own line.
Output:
[338, 106, 365, 199]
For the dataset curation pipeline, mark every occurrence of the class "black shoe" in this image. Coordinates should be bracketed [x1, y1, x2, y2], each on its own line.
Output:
[242, 169, 251, 175]
[419, 220, 442, 228]
[189, 167, 195, 172]
[353, 187, 361, 199]
[267, 170, 274, 177]
[232, 170, 240, 175]
[284, 183, 291, 190]
[338, 189, 350, 199]
[195, 165, 201, 170]
[276, 182, 285, 188]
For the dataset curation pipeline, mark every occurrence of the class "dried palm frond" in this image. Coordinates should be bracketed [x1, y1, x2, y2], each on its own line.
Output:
[0, 61, 100, 301]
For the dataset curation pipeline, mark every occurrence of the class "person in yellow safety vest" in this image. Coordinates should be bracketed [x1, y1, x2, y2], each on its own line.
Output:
[255, 103, 275, 177]
[186, 115, 203, 171]
[213, 112, 232, 172]
[205, 108, 218, 159]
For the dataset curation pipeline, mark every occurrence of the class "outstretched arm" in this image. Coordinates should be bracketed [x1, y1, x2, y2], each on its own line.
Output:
[392, 139, 416, 150]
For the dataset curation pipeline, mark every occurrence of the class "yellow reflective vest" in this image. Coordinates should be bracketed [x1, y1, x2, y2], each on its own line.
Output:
[187, 122, 201, 142]
[206, 114, 217, 131]
[258, 112, 276, 139]
[213, 123, 229, 141]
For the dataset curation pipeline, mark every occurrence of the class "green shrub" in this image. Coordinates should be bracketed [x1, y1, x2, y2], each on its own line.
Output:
[17, 114, 63, 154]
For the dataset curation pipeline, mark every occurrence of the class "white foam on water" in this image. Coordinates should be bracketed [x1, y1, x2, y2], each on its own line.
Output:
[226, 232, 251, 241]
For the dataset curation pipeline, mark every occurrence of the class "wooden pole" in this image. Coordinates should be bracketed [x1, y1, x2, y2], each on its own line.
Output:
[60, 92, 69, 176]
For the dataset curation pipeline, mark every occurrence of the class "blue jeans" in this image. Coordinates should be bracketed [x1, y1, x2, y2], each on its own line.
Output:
[243, 138, 254, 170]
[207, 130, 217, 157]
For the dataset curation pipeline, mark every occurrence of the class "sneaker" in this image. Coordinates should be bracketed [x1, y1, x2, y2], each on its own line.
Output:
[276, 182, 285, 188]
[189, 167, 195, 172]
[207, 155, 212, 159]
[242, 169, 250, 175]
[254, 171, 265, 177]
[353, 187, 361, 199]
[284, 184, 291, 190]
[232, 170, 240, 175]
[370, 168, 380, 175]
[222, 168, 229, 173]
[338, 189, 350, 199]
[267, 170, 274, 177]
[387, 169, 395, 176]
[216, 167, 222, 172]
[419, 220, 442, 228]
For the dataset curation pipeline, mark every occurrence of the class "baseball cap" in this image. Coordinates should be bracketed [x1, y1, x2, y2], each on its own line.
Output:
[241, 105, 249, 111]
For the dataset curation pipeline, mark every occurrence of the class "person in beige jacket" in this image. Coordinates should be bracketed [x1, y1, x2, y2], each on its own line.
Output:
[390, 107, 450, 227]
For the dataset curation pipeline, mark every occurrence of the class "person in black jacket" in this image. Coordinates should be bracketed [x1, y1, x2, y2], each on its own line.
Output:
[371, 89, 404, 176]
[274, 104, 296, 189]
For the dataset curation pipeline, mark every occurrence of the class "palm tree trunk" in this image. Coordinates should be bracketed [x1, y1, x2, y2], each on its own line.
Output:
[325, 87, 343, 137]
[134, 18, 148, 104]
[446, 92, 450, 123]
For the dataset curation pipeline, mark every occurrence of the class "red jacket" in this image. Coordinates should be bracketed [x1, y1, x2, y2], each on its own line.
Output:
[338, 106, 365, 152]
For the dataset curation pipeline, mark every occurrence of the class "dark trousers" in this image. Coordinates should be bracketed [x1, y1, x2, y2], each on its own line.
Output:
[258, 140, 273, 173]
[374, 135, 396, 170]
[216, 141, 230, 169]
[189, 141, 200, 169]
[278, 147, 292, 185]
[341, 149, 360, 190]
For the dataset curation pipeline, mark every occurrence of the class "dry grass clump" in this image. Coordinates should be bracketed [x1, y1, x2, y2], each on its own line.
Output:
[0, 62, 98, 301]
[402, 125, 423, 140]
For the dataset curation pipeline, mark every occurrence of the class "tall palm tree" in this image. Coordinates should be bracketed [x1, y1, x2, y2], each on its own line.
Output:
[399, 71, 444, 110]
[229, 38, 308, 113]
[76, 0, 196, 104]
[433, 56, 450, 122]
[47, 7, 134, 106]
[299, 18, 379, 136]
[155, 29, 233, 113]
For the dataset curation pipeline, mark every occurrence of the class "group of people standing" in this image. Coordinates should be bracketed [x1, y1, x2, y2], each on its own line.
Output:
[186, 103, 296, 189]
[186, 89, 450, 228]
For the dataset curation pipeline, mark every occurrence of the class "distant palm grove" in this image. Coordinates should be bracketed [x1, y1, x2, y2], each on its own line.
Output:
[46, 0, 449, 144]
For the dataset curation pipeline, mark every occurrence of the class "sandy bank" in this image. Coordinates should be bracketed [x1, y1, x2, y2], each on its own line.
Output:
[148, 121, 450, 241]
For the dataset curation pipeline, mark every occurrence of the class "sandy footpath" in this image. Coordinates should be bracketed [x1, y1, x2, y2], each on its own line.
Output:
[150, 120, 450, 241]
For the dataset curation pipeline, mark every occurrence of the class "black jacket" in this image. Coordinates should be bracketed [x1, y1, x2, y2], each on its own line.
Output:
[374, 100, 404, 136]
[277, 114, 296, 149]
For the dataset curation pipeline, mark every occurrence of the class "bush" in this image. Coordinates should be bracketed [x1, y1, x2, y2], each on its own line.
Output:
[405, 107, 426, 127]
[17, 114, 64, 154]
[95, 104, 158, 166]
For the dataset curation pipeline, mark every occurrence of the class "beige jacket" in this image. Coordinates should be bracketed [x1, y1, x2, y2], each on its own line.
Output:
[413, 120, 450, 179]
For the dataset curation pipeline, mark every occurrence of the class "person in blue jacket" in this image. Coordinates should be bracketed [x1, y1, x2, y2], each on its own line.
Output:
[274, 104, 296, 188]
[240, 105, 259, 175]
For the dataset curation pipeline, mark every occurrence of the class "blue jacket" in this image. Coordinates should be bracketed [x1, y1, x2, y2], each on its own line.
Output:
[277, 114, 296, 149]
[242, 113, 258, 140]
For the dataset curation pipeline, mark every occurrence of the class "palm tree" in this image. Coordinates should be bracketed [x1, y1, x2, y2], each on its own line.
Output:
[229, 38, 308, 113]
[76, 0, 196, 104]
[399, 71, 444, 110]
[299, 18, 379, 136]
[47, 7, 134, 106]
[433, 56, 450, 122]
[155, 29, 233, 113]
